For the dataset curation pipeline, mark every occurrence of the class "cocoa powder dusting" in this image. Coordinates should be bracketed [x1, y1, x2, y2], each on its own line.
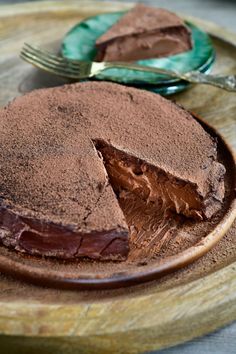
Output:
[0, 81, 229, 263]
[0, 81, 224, 219]
[96, 5, 189, 45]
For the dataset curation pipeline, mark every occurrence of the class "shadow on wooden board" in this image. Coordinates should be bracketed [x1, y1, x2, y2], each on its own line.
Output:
[0, 335, 108, 354]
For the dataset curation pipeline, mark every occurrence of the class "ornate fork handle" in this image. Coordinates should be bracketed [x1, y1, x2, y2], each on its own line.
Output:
[102, 62, 236, 92]
[183, 72, 236, 91]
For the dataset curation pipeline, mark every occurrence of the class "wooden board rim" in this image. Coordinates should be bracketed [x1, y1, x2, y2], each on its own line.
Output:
[1, 261, 236, 353]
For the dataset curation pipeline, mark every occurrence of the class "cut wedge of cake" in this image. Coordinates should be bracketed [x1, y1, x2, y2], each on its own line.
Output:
[96, 4, 192, 61]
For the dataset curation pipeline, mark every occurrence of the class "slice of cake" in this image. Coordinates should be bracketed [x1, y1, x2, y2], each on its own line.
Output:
[96, 4, 192, 61]
[0, 82, 225, 261]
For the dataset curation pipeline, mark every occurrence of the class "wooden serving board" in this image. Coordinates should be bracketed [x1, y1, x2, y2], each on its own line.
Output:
[0, 1, 236, 353]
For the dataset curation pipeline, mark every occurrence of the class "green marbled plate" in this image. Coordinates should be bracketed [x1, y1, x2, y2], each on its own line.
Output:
[61, 11, 215, 94]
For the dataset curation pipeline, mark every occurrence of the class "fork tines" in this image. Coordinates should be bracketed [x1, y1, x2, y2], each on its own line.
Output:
[20, 43, 92, 79]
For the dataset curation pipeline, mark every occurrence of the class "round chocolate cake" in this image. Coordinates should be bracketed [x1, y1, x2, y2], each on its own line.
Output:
[0, 82, 225, 261]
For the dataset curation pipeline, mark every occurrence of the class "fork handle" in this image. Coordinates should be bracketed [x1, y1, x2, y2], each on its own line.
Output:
[103, 62, 236, 92]
[183, 72, 236, 91]
[104, 62, 179, 79]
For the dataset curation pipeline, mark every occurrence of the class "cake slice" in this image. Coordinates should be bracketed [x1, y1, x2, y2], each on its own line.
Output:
[0, 82, 225, 261]
[96, 4, 192, 61]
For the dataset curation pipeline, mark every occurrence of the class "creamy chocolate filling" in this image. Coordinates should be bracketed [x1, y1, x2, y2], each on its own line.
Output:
[96, 27, 192, 62]
[96, 142, 224, 220]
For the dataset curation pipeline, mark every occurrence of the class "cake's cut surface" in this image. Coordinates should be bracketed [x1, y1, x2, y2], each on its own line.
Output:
[95, 4, 192, 61]
[0, 82, 225, 260]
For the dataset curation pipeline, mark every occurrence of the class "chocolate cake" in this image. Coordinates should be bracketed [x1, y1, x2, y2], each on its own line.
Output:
[96, 4, 192, 61]
[0, 82, 225, 261]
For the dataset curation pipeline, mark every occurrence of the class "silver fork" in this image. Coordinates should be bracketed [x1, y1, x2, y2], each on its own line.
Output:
[20, 43, 236, 92]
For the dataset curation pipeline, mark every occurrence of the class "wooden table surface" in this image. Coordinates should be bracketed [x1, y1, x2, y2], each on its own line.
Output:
[0, 1, 236, 353]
